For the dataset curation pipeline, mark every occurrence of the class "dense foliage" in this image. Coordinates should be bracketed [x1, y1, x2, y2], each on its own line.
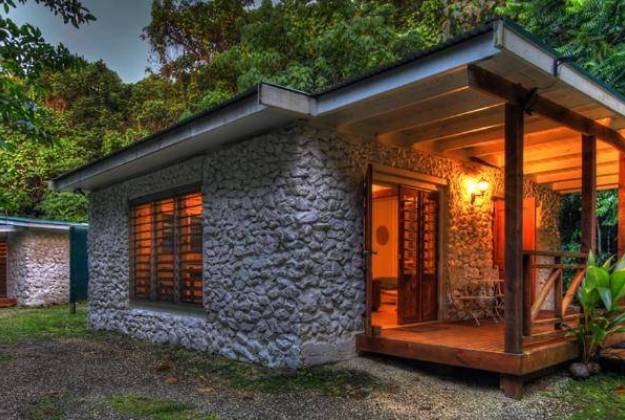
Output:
[0, 0, 624, 242]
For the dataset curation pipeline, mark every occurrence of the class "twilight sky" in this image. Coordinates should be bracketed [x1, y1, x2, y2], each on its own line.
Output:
[9, 0, 153, 83]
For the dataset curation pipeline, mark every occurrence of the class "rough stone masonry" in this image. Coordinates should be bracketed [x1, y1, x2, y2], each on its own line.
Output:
[88, 122, 560, 368]
[6, 230, 70, 306]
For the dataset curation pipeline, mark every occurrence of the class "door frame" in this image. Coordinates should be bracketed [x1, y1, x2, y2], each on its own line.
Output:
[367, 164, 449, 329]
[0, 238, 7, 299]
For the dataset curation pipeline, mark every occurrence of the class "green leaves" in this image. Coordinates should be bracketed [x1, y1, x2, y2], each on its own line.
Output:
[0, 0, 94, 142]
[573, 251, 625, 362]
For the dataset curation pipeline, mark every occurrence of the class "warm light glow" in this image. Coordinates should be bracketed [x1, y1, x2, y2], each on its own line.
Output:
[478, 179, 489, 192]
[467, 177, 490, 205]
[467, 180, 477, 195]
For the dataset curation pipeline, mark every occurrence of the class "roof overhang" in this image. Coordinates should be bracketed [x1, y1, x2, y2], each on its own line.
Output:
[52, 19, 625, 194]
[0, 216, 85, 231]
[0, 225, 16, 234]
[51, 84, 313, 192]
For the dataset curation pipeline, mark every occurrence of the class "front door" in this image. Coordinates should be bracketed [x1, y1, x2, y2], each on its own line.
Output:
[0, 239, 7, 298]
[398, 186, 439, 324]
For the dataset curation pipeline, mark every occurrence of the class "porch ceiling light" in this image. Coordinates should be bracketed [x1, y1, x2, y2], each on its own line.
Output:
[469, 178, 489, 204]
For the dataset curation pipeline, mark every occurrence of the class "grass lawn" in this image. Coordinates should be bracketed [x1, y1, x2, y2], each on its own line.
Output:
[105, 395, 217, 420]
[0, 303, 90, 342]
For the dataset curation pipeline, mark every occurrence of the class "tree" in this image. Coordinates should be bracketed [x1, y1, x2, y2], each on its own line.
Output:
[0, 0, 94, 142]
[500, 0, 625, 94]
[145, 0, 504, 107]
[42, 59, 130, 158]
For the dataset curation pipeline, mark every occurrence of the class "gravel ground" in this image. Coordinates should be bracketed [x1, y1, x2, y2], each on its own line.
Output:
[0, 333, 573, 420]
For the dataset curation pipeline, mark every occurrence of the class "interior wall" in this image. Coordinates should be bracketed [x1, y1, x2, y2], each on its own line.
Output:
[371, 195, 398, 279]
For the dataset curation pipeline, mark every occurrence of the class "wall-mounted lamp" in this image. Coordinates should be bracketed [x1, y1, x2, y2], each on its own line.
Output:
[468, 178, 490, 204]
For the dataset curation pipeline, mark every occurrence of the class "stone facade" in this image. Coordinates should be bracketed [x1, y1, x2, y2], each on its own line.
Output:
[88, 122, 560, 367]
[6, 230, 70, 306]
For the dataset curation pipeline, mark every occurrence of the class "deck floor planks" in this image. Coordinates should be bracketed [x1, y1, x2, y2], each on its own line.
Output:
[357, 316, 625, 376]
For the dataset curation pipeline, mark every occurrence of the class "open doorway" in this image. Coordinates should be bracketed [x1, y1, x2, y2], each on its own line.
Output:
[370, 181, 439, 328]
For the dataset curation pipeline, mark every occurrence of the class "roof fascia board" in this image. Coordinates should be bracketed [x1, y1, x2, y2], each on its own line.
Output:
[0, 223, 69, 231]
[258, 83, 315, 115]
[314, 31, 500, 116]
[499, 21, 625, 118]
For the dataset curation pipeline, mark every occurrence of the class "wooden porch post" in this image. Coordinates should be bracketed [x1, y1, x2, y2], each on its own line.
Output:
[618, 152, 625, 257]
[504, 103, 524, 355]
[581, 134, 597, 255]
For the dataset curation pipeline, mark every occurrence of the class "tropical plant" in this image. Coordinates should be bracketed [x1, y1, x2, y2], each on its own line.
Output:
[568, 251, 625, 366]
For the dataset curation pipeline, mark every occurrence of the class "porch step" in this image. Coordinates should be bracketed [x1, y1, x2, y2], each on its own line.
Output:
[533, 312, 580, 325]
[523, 329, 567, 345]
[0, 298, 17, 308]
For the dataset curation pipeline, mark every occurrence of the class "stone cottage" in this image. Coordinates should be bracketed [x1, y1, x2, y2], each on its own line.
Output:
[0, 216, 87, 307]
[51, 20, 625, 396]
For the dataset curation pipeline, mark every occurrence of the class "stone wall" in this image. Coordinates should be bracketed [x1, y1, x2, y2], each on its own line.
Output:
[6, 230, 70, 306]
[87, 121, 560, 368]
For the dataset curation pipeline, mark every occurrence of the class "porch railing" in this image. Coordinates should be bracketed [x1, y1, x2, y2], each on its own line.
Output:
[522, 250, 586, 343]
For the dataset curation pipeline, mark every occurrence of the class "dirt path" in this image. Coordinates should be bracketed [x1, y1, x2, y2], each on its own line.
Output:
[0, 331, 573, 420]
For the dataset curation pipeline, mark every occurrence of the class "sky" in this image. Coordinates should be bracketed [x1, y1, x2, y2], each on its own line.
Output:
[9, 0, 153, 83]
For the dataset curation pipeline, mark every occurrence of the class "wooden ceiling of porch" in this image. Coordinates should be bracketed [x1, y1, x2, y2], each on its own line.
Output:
[323, 59, 625, 194]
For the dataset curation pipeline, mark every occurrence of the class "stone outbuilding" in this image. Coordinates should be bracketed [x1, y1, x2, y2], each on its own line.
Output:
[51, 20, 625, 397]
[0, 216, 88, 307]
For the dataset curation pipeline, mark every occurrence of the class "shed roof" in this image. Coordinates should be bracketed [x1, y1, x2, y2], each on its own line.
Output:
[0, 216, 87, 232]
[51, 18, 625, 194]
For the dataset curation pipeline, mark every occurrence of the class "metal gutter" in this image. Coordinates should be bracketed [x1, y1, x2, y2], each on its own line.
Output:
[0, 216, 86, 231]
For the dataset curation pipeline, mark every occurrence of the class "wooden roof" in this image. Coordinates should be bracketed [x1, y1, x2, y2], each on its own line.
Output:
[318, 61, 625, 194]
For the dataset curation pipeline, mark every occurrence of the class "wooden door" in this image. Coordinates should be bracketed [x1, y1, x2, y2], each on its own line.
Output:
[398, 186, 439, 324]
[0, 239, 6, 298]
[493, 198, 537, 298]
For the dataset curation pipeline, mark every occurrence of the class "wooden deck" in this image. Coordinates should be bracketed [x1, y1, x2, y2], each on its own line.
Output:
[357, 318, 625, 376]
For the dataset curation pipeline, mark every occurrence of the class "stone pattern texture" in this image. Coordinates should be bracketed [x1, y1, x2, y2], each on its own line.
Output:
[6, 230, 70, 306]
[88, 122, 560, 368]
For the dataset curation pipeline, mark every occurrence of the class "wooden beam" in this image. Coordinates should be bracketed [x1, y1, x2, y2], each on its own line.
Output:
[322, 68, 468, 126]
[534, 162, 618, 184]
[581, 135, 597, 254]
[463, 128, 577, 157]
[379, 104, 504, 147]
[468, 65, 625, 153]
[342, 87, 501, 137]
[558, 186, 618, 194]
[524, 151, 618, 175]
[504, 103, 524, 355]
[552, 175, 618, 192]
[435, 107, 612, 154]
[619, 153, 625, 256]
[433, 116, 556, 153]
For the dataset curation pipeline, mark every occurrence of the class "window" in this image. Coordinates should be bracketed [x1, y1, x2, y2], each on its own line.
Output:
[131, 190, 203, 305]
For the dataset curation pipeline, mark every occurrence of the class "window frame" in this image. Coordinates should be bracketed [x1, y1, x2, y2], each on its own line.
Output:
[128, 183, 204, 309]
